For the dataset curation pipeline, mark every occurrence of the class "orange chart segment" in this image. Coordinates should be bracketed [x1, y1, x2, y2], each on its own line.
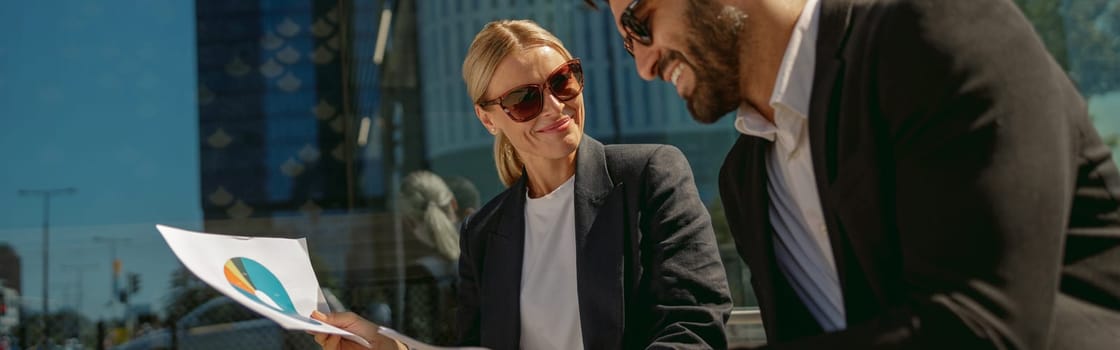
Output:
[225, 260, 255, 294]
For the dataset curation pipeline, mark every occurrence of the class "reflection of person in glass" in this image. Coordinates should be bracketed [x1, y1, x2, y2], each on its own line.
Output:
[444, 175, 481, 224]
[397, 170, 460, 344]
[312, 19, 733, 350]
[399, 170, 461, 262]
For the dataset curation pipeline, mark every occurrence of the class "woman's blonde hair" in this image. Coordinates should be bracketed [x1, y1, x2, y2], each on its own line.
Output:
[462, 20, 574, 187]
[398, 171, 460, 261]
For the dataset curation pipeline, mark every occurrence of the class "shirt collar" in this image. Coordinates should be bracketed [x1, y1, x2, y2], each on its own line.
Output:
[735, 103, 777, 141]
[735, 0, 821, 138]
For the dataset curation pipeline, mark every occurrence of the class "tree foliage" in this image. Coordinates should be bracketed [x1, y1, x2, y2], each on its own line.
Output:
[1016, 0, 1120, 96]
[1063, 0, 1120, 96]
[707, 197, 734, 246]
[163, 265, 220, 324]
[17, 309, 96, 349]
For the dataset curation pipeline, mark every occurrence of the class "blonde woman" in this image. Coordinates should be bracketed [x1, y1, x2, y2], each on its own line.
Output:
[399, 170, 460, 262]
[313, 20, 732, 350]
[398, 170, 460, 344]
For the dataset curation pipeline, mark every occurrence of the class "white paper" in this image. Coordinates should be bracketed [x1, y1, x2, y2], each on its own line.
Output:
[155, 224, 372, 348]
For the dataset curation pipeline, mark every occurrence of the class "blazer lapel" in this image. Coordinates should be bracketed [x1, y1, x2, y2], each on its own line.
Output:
[808, 0, 852, 299]
[572, 136, 625, 349]
[725, 135, 831, 340]
[809, 0, 893, 318]
[480, 176, 527, 350]
[808, 0, 853, 186]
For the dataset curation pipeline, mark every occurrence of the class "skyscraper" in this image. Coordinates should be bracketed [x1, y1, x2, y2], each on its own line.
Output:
[193, 0, 402, 291]
[196, 0, 361, 223]
[192, 0, 430, 313]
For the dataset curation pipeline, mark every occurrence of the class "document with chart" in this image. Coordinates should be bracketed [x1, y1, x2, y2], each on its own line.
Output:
[155, 224, 373, 348]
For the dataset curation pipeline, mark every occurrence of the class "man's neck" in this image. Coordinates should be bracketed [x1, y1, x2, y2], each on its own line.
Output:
[734, 0, 807, 123]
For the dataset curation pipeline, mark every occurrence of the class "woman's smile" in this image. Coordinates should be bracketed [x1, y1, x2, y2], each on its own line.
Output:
[535, 116, 573, 133]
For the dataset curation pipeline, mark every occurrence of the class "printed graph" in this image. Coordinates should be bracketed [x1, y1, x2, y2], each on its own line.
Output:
[224, 257, 320, 325]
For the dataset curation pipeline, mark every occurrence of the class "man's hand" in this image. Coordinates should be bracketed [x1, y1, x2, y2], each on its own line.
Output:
[309, 311, 406, 350]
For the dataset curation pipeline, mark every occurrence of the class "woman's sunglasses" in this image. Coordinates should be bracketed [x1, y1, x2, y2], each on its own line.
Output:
[477, 59, 584, 123]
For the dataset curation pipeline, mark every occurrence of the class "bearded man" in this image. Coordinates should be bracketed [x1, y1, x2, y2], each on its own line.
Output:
[593, 0, 1120, 348]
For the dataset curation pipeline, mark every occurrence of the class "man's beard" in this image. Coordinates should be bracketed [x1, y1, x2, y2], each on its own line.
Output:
[681, 2, 747, 124]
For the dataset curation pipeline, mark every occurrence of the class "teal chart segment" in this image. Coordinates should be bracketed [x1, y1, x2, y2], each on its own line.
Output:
[223, 257, 320, 325]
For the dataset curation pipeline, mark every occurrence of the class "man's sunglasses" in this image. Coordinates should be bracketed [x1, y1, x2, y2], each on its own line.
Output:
[621, 0, 652, 56]
[478, 59, 584, 123]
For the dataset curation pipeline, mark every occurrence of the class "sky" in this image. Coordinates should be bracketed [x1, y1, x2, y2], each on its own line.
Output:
[0, 0, 202, 320]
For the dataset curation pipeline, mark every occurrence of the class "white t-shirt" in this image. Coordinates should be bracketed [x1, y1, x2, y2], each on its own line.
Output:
[520, 176, 584, 350]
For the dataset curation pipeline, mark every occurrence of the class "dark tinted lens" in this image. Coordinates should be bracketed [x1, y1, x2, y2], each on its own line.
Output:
[621, 13, 651, 45]
[551, 63, 584, 100]
[502, 86, 543, 122]
[548, 68, 575, 99]
[630, 25, 650, 43]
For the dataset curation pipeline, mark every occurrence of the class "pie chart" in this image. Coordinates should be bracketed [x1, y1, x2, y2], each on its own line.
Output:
[224, 257, 299, 314]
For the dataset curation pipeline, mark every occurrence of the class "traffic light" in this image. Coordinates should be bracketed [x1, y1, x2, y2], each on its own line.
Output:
[128, 273, 140, 294]
[0, 292, 6, 315]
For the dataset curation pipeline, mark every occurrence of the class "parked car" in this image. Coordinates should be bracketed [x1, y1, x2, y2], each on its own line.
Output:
[112, 289, 344, 350]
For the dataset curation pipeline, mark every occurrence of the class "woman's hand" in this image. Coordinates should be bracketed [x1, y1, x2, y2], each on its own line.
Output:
[309, 311, 406, 350]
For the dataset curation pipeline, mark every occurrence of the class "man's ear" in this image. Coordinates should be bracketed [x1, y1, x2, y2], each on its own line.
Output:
[475, 105, 497, 134]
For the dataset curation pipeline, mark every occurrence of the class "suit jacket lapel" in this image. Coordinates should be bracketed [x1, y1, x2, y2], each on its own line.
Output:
[808, 0, 852, 299]
[572, 136, 625, 349]
[810, 0, 892, 318]
[480, 176, 527, 349]
[725, 135, 831, 341]
[809, 0, 853, 186]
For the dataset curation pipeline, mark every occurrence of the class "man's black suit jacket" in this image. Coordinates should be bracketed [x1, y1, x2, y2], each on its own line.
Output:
[459, 136, 733, 349]
[719, 0, 1120, 348]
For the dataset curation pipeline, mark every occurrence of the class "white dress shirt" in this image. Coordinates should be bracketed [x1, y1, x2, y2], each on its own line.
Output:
[734, 0, 846, 331]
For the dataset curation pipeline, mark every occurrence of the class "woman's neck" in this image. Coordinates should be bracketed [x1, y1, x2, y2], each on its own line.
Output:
[520, 151, 576, 199]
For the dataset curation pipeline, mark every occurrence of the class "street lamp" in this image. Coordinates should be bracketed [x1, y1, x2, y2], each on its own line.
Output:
[60, 263, 96, 313]
[17, 187, 76, 346]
